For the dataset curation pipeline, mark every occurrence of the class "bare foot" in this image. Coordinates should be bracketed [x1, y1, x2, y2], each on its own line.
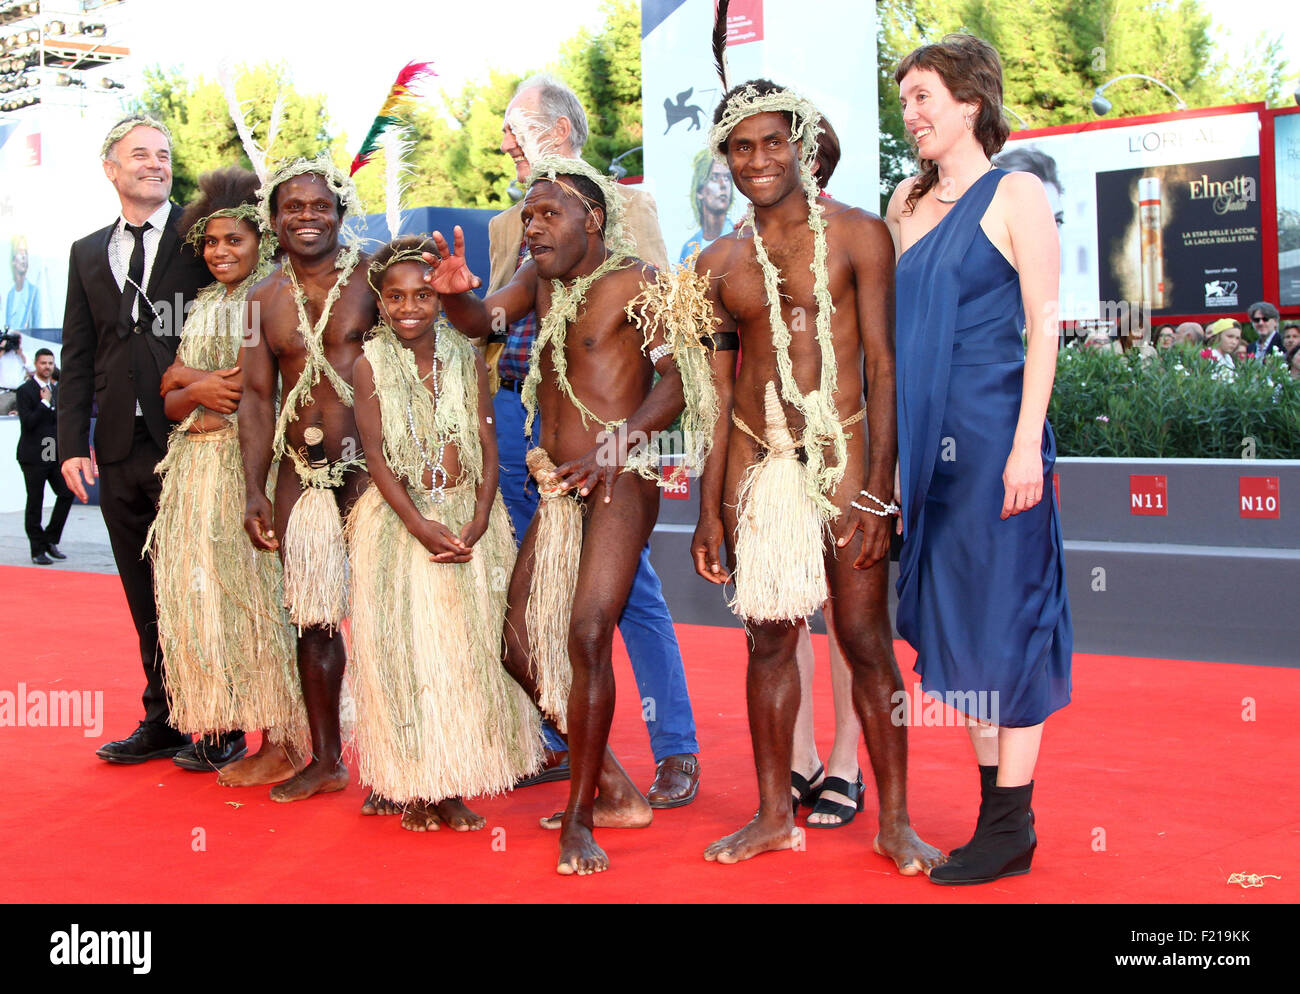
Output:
[400, 800, 441, 832]
[360, 790, 402, 815]
[217, 738, 304, 787]
[704, 815, 803, 864]
[539, 790, 653, 830]
[873, 820, 946, 876]
[556, 820, 609, 876]
[434, 797, 486, 832]
[268, 759, 348, 803]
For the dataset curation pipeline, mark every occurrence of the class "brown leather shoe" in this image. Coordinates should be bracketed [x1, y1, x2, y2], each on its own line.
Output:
[646, 753, 700, 809]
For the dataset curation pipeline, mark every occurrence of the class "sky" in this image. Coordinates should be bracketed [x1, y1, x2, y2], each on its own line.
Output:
[122, 0, 612, 147]
[61, 0, 1300, 150]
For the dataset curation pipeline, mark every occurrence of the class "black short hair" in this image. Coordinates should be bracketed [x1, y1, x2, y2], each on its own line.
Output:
[34, 348, 53, 360]
[270, 173, 345, 221]
[712, 79, 794, 155]
[534, 173, 608, 234]
[179, 166, 261, 242]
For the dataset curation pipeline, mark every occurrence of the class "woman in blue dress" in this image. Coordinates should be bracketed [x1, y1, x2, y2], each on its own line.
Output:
[886, 34, 1073, 885]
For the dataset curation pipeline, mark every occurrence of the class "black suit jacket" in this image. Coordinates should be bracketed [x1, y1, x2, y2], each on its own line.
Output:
[1248, 331, 1285, 358]
[57, 204, 210, 464]
[15, 378, 58, 466]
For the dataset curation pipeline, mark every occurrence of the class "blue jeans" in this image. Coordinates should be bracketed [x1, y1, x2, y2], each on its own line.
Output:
[494, 387, 699, 762]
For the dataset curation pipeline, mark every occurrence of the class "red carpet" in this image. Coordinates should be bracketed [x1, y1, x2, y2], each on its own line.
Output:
[1, 564, 1295, 904]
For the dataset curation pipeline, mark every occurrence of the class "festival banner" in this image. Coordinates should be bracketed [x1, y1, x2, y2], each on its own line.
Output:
[1000, 109, 1263, 323]
[1, 102, 126, 346]
[1275, 111, 1300, 307]
[640, 0, 878, 268]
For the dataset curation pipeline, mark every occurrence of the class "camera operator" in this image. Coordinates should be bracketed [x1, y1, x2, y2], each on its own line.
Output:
[0, 327, 34, 416]
[16, 348, 72, 564]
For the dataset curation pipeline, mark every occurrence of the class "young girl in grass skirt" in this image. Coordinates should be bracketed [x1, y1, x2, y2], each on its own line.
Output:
[348, 237, 542, 832]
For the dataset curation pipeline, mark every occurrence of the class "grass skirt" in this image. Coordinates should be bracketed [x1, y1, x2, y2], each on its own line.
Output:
[730, 382, 828, 623]
[147, 425, 307, 746]
[523, 447, 583, 733]
[346, 482, 543, 803]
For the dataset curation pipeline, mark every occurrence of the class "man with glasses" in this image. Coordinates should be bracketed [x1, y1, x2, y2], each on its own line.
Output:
[1246, 302, 1284, 358]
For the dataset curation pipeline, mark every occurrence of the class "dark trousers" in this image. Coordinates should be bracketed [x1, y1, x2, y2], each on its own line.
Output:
[22, 461, 74, 556]
[97, 418, 169, 725]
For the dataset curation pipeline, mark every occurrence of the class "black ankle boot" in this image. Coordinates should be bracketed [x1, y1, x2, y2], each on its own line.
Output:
[949, 765, 998, 859]
[930, 781, 1035, 885]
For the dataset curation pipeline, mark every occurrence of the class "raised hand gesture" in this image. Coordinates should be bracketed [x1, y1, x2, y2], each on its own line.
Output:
[424, 226, 482, 296]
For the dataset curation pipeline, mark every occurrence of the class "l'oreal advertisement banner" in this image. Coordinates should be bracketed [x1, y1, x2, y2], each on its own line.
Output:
[1000, 110, 1262, 321]
[1275, 112, 1300, 307]
[641, 0, 878, 267]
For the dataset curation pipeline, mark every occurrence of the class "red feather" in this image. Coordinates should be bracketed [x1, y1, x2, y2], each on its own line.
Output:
[350, 61, 437, 176]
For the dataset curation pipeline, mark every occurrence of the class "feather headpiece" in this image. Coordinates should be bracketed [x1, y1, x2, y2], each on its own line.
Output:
[350, 61, 436, 176]
[713, 0, 731, 93]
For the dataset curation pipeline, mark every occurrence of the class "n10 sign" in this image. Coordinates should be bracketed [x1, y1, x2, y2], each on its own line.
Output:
[1129, 475, 1168, 516]
[1239, 476, 1280, 519]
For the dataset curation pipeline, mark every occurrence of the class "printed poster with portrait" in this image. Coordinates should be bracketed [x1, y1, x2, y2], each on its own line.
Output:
[1275, 111, 1300, 307]
[640, 0, 878, 267]
[999, 108, 1263, 322]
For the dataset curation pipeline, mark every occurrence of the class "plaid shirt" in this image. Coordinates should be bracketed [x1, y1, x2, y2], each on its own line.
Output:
[496, 242, 537, 384]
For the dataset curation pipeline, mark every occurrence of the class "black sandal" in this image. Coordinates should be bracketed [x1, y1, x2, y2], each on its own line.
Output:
[806, 771, 865, 828]
[790, 763, 825, 815]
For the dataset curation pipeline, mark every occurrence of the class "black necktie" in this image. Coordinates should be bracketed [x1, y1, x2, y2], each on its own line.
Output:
[118, 221, 150, 338]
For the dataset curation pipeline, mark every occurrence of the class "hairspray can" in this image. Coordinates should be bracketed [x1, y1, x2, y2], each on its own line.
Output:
[1138, 177, 1164, 308]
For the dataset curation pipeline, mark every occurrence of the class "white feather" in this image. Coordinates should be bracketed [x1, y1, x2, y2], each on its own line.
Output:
[382, 126, 413, 240]
[217, 61, 267, 184]
[266, 94, 286, 164]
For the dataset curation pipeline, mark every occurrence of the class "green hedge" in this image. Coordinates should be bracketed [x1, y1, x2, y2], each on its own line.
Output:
[1048, 344, 1300, 459]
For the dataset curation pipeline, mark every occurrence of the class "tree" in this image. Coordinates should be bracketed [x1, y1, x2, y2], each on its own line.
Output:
[136, 63, 333, 205]
[876, 0, 1294, 211]
[557, 0, 645, 177]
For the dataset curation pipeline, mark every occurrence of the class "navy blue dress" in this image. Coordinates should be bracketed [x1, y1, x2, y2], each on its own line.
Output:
[895, 169, 1072, 728]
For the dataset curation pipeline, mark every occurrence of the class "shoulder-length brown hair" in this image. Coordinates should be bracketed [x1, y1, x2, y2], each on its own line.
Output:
[894, 33, 1010, 215]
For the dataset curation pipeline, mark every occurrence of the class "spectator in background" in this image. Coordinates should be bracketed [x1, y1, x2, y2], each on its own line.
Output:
[6, 234, 40, 331]
[1288, 348, 1300, 380]
[1233, 340, 1249, 364]
[1155, 324, 1176, 350]
[1204, 318, 1241, 374]
[1280, 323, 1299, 355]
[813, 115, 841, 195]
[16, 348, 73, 564]
[1174, 321, 1204, 346]
[1246, 302, 1283, 357]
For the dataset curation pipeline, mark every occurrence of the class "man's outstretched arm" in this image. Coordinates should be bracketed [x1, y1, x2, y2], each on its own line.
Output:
[427, 225, 535, 343]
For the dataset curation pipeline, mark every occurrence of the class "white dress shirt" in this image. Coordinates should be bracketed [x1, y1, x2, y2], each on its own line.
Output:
[108, 200, 174, 323]
[108, 201, 172, 416]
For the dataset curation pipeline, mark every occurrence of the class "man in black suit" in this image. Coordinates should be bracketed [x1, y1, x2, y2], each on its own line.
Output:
[16, 349, 73, 564]
[57, 115, 245, 768]
[1246, 301, 1284, 358]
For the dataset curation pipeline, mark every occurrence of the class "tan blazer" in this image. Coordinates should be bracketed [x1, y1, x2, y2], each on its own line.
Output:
[484, 184, 670, 388]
